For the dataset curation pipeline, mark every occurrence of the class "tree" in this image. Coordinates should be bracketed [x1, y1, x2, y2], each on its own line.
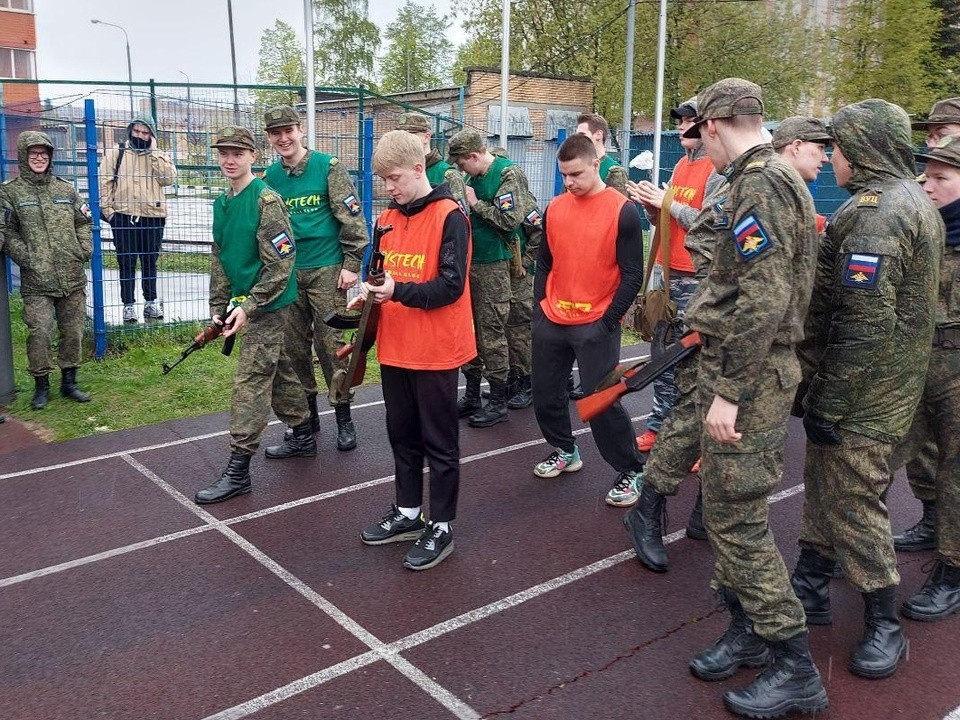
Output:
[254, 20, 306, 108]
[927, 0, 960, 96]
[314, 0, 381, 88]
[380, 1, 454, 92]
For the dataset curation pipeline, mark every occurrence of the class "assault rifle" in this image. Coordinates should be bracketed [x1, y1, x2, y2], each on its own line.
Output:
[160, 297, 245, 375]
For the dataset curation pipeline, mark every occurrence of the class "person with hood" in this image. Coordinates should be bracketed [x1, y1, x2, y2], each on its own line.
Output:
[791, 100, 943, 680]
[0, 131, 93, 409]
[355, 130, 474, 570]
[99, 116, 177, 323]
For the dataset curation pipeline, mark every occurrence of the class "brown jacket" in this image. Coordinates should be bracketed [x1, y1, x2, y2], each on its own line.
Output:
[99, 146, 177, 219]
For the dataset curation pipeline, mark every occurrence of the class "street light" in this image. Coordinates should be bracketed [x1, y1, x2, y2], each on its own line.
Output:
[91, 18, 134, 117]
[178, 69, 192, 134]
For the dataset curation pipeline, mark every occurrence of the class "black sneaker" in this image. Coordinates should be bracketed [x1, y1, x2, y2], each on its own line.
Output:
[360, 505, 426, 545]
[403, 521, 454, 571]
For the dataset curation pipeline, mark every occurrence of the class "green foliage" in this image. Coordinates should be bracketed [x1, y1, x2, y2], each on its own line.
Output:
[254, 20, 306, 108]
[927, 0, 960, 96]
[380, 1, 454, 92]
[314, 0, 381, 88]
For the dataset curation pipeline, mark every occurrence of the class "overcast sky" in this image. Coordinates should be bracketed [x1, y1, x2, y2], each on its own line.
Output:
[35, 0, 463, 91]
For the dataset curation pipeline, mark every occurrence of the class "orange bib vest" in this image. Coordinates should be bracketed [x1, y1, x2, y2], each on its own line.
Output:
[376, 200, 476, 370]
[656, 155, 714, 273]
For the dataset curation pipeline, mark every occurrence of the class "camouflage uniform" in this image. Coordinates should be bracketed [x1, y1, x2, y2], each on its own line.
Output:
[0, 131, 92, 377]
[600, 157, 629, 196]
[797, 100, 943, 592]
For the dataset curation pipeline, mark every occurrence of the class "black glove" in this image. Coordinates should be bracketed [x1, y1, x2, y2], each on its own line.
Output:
[790, 381, 809, 418]
[803, 411, 841, 446]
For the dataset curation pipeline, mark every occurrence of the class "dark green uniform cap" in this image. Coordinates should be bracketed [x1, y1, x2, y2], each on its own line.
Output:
[396, 112, 432, 134]
[911, 97, 960, 131]
[683, 78, 764, 139]
[447, 129, 485, 161]
[670, 96, 698, 121]
[211, 126, 257, 150]
[264, 105, 301, 130]
[915, 134, 960, 170]
[771, 116, 832, 149]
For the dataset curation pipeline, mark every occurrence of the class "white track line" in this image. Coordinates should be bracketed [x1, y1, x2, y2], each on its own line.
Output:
[944, 707, 960, 720]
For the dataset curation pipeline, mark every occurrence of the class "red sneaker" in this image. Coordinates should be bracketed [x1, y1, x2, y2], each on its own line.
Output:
[691, 456, 701, 474]
[636, 430, 657, 452]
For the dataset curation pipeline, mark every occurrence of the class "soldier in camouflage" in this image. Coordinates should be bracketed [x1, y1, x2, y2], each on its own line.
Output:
[792, 99, 943, 680]
[396, 112, 468, 211]
[0, 131, 93, 409]
[261, 105, 369, 453]
[194, 126, 310, 505]
[575, 112, 628, 195]
[651, 78, 827, 718]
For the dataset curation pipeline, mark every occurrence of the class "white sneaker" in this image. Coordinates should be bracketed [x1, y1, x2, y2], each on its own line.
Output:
[122, 304, 137, 323]
[144, 300, 164, 319]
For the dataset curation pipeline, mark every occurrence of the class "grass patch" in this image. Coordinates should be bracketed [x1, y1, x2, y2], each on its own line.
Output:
[95, 250, 212, 275]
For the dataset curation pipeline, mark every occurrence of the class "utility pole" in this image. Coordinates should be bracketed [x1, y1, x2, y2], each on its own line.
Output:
[499, 0, 510, 149]
[227, 0, 240, 124]
[620, 0, 636, 167]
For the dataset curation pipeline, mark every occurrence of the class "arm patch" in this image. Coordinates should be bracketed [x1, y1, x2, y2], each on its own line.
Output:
[271, 231, 295, 257]
[841, 253, 882, 289]
[733, 214, 773, 261]
[343, 194, 361, 215]
[497, 192, 515, 211]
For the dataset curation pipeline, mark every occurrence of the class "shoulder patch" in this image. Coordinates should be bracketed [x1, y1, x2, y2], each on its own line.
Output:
[744, 160, 767, 171]
[841, 253, 882, 289]
[733, 214, 773, 261]
[261, 189, 281, 205]
[330, 156, 340, 166]
[497, 192, 515, 211]
[270, 231, 295, 258]
[79, 202, 92, 219]
[857, 192, 881, 208]
[342, 194, 361, 215]
[524, 208, 542, 227]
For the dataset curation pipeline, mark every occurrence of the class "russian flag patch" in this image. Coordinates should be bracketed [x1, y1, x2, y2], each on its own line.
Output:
[733, 214, 772, 261]
[842, 253, 882, 289]
[271, 231, 295, 257]
[497, 192, 515, 211]
[343, 194, 361, 215]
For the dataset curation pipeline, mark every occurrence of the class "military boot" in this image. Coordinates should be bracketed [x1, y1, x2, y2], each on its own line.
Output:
[790, 547, 834, 625]
[283, 393, 321, 442]
[507, 373, 533, 409]
[60, 367, 91, 403]
[689, 588, 771, 681]
[334, 404, 357, 451]
[722, 632, 828, 718]
[485, 369, 516, 400]
[893, 499, 937, 552]
[902, 560, 960, 622]
[685, 484, 707, 540]
[264, 421, 318, 459]
[623, 484, 669, 573]
[30, 374, 50, 410]
[195, 452, 252, 504]
[567, 372, 585, 400]
[457, 369, 482, 418]
[849, 585, 906, 679]
[468, 379, 508, 428]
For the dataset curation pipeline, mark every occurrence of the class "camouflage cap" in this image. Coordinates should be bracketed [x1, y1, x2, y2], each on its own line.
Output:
[263, 105, 301, 130]
[771, 116, 832, 149]
[669, 96, 698, 121]
[915, 134, 960, 170]
[211, 126, 256, 150]
[911, 97, 960, 130]
[396, 112, 432, 134]
[447, 129, 485, 160]
[682, 78, 764, 139]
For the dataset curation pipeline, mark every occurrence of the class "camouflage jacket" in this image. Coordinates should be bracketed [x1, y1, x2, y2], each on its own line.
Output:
[0, 131, 92, 297]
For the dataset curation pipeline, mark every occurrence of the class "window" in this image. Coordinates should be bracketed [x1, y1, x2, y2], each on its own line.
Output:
[0, 48, 36, 79]
[0, 0, 35, 11]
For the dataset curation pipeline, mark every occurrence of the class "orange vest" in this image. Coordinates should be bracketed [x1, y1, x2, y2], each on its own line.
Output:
[816, 214, 827, 235]
[542, 188, 628, 325]
[656, 155, 713, 273]
[376, 200, 476, 370]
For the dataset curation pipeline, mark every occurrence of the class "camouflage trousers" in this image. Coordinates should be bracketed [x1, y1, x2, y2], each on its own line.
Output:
[645, 352, 700, 496]
[22, 290, 86, 376]
[889, 346, 960, 566]
[505, 271, 533, 376]
[800, 430, 899, 592]
[231, 307, 309, 455]
[463, 260, 510, 383]
[698, 344, 807, 641]
[285, 265, 352, 407]
[646, 273, 699, 432]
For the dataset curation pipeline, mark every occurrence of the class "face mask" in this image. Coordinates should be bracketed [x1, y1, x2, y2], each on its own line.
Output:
[129, 135, 150, 150]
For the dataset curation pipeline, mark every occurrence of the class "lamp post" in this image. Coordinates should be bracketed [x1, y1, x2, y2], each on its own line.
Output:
[178, 69, 192, 134]
[91, 19, 134, 117]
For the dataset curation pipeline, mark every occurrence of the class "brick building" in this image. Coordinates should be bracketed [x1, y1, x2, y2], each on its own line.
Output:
[1, 0, 40, 172]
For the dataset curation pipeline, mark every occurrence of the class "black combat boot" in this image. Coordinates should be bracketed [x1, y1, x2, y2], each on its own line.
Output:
[60, 367, 91, 403]
[567, 372, 585, 400]
[849, 585, 906, 679]
[685, 484, 707, 540]
[507, 373, 533, 409]
[790, 547, 834, 625]
[623, 484, 669, 573]
[689, 588, 771, 681]
[283, 393, 321, 441]
[264, 421, 318, 459]
[893, 499, 937, 552]
[902, 560, 960, 622]
[195, 452, 252, 504]
[722, 632, 828, 718]
[457, 369, 482, 418]
[486, 369, 517, 400]
[31, 374, 50, 410]
[334, 404, 357, 451]
[468, 379, 509, 427]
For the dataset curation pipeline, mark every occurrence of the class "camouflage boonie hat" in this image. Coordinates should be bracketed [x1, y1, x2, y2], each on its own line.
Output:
[211, 126, 256, 150]
[911, 97, 960, 130]
[670, 96, 698, 121]
[915, 134, 960, 170]
[447, 129, 485, 160]
[771, 116, 832, 149]
[683, 78, 764, 139]
[396, 112, 432, 134]
[263, 105, 301, 130]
